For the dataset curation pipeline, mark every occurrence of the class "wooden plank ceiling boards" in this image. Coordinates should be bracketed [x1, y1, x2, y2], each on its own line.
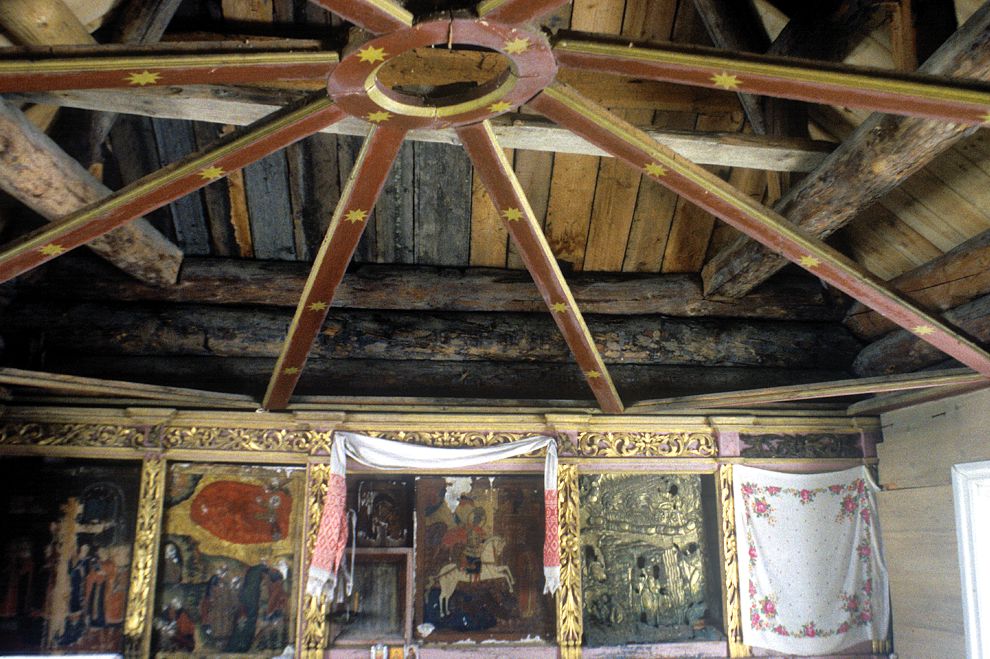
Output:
[1, 0, 990, 412]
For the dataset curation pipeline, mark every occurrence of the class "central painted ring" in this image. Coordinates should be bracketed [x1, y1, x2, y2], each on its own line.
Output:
[327, 17, 557, 129]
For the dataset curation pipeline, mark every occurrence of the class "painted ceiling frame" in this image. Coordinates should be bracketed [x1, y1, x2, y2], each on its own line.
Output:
[1, 0, 990, 412]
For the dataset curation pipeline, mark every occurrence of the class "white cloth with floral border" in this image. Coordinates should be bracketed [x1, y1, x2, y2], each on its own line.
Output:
[733, 465, 889, 655]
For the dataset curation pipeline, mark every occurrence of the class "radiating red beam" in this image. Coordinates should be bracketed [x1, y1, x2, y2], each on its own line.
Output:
[553, 32, 990, 126]
[263, 124, 408, 410]
[457, 121, 624, 414]
[0, 96, 345, 284]
[476, 0, 570, 25]
[0, 49, 337, 92]
[529, 82, 990, 378]
[306, 0, 412, 34]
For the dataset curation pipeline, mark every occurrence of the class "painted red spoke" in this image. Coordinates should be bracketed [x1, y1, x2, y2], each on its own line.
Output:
[457, 121, 624, 414]
[553, 32, 990, 126]
[476, 0, 570, 26]
[263, 124, 408, 410]
[306, 0, 412, 34]
[0, 96, 345, 284]
[530, 82, 990, 378]
[0, 48, 337, 92]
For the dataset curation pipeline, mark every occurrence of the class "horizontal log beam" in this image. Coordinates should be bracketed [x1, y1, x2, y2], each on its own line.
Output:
[853, 293, 990, 376]
[24, 257, 845, 321]
[39, 355, 852, 402]
[8, 88, 834, 171]
[844, 229, 990, 340]
[702, 2, 990, 297]
[2, 302, 862, 369]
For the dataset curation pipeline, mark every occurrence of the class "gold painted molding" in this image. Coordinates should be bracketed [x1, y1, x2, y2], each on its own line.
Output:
[718, 464, 750, 658]
[301, 464, 333, 652]
[362, 429, 540, 448]
[0, 421, 145, 448]
[556, 464, 582, 653]
[574, 431, 716, 457]
[123, 454, 167, 658]
[158, 426, 334, 454]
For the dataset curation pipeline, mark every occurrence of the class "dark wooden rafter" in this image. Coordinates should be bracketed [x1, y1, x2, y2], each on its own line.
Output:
[0, 48, 338, 92]
[476, 0, 570, 25]
[552, 31, 990, 126]
[0, 95, 346, 283]
[305, 0, 412, 34]
[263, 124, 408, 410]
[457, 121, 623, 413]
[528, 82, 990, 377]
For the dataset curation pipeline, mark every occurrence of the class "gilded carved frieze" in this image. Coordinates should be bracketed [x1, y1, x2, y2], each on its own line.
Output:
[158, 427, 334, 454]
[0, 422, 146, 449]
[575, 431, 717, 458]
[124, 454, 167, 658]
[362, 430, 538, 449]
[718, 465, 749, 658]
[301, 464, 333, 652]
[556, 464, 582, 652]
[739, 433, 861, 459]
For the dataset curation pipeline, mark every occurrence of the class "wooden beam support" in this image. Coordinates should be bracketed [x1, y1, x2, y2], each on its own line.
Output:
[0, 48, 338, 92]
[0, 95, 344, 284]
[458, 121, 622, 413]
[552, 30, 990, 126]
[263, 124, 408, 410]
[305, 0, 411, 34]
[11, 88, 833, 171]
[0, 0, 92, 45]
[476, 0, 570, 26]
[529, 82, 990, 377]
[846, 376, 990, 415]
[845, 229, 990, 340]
[703, 3, 990, 297]
[25, 258, 845, 321]
[0, 98, 182, 285]
[630, 368, 984, 411]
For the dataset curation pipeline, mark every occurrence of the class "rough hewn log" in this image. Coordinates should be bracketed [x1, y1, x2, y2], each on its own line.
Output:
[845, 229, 990, 339]
[39, 354, 851, 401]
[0, 0, 92, 45]
[853, 293, 990, 376]
[3, 302, 861, 369]
[26, 256, 845, 321]
[702, 2, 990, 297]
[0, 98, 182, 286]
[9, 88, 834, 171]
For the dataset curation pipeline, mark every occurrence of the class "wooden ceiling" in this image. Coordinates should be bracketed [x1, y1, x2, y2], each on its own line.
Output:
[1, 0, 990, 412]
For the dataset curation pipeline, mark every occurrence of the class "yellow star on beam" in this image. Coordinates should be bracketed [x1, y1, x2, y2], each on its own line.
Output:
[283, 366, 300, 375]
[502, 207, 523, 222]
[357, 45, 387, 64]
[710, 71, 741, 90]
[644, 162, 667, 178]
[504, 37, 530, 54]
[308, 301, 328, 312]
[585, 370, 601, 379]
[39, 243, 66, 257]
[126, 70, 161, 86]
[488, 101, 512, 113]
[912, 325, 936, 336]
[798, 254, 821, 268]
[344, 208, 368, 224]
[551, 301, 568, 313]
[366, 110, 391, 124]
[198, 165, 225, 181]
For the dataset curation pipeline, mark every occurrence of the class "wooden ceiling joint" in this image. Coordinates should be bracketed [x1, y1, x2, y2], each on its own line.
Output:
[476, 0, 571, 25]
[305, 0, 412, 34]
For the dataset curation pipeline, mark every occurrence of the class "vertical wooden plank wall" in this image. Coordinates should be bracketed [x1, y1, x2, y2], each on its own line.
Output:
[878, 387, 990, 657]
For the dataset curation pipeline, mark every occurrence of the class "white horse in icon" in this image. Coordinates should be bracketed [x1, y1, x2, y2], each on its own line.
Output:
[435, 535, 515, 617]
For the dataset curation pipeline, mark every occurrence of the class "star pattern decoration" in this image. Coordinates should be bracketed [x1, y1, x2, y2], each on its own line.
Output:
[126, 70, 161, 86]
[710, 71, 741, 90]
[283, 366, 300, 375]
[39, 243, 67, 257]
[488, 101, 513, 113]
[585, 370, 601, 379]
[198, 165, 225, 181]
[308, 301, 328, 312]
[912, 325, 936, 336]
[502, 207, 523, 222]
[551, 301, 568, 313]
[357, 45, 388, 64]
[798, 255, 821, 268]
[504, 37, 530, 54]
[366, 110, 392, 124]
[344, 209, 369, 224]
[644, 162, 668, 178]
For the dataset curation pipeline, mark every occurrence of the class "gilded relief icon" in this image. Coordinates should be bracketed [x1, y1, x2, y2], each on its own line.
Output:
[579, 474, 723, 646]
